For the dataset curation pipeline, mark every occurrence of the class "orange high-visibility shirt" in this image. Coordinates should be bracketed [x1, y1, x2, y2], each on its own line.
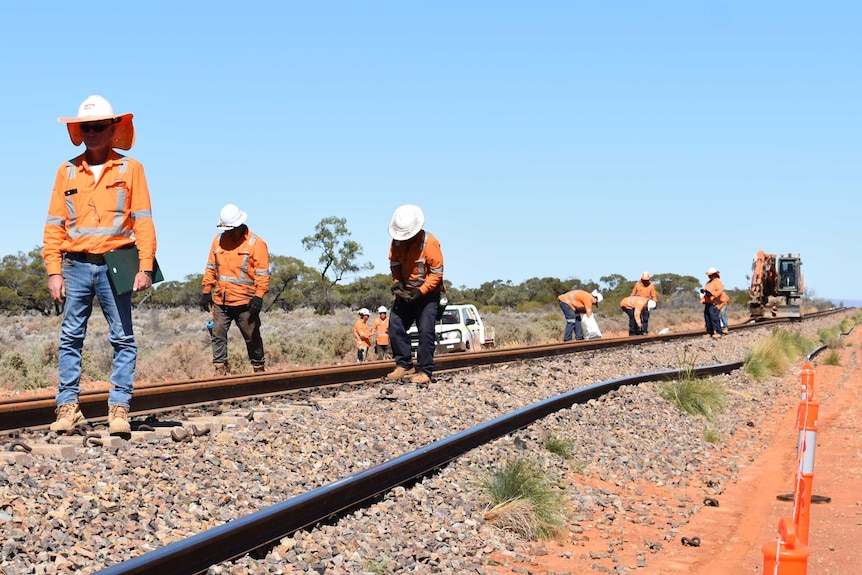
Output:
[43, 151, 156, 276]
[371, 316, 390, 346]
[354, 317, 372, 348]
[202, 228, 270, 306]
[701, 277, 724, 305]
[716, 291, 730, 310]
[631, 281, 658, 302]
[389, 230, 444, 296]
[558, 290, 595, 318]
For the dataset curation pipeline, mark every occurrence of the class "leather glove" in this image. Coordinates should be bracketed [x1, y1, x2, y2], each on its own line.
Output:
[249, 296, 263, 316]
[390, 281, 404, 294]
[392, 287, 410, 300]
[404, 289, 421, 302]
[199, 292, 213, 312]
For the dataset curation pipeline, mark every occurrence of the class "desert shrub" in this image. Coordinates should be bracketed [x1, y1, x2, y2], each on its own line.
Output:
[480, 457, 566, 540]
[137, 338, 213, 381]
[485, 308, 560, 346]
[543, 434, 574, 459]
[817, 327, 841, 349]
[744, 329, 816, 381]
[658, 378, 727, 422]
[820, 349, 841, 366]
[703, 427, 721, 443]
[771, 328, 816, 360]
[516, 301, 545, 313]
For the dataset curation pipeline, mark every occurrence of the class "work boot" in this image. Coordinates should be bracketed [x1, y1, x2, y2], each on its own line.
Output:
[385, 366, 416, 380]
[108, 405, 131, 436]
[49, 404, 86, 432]
[712, 333, 723, 340]
[411, 372, 431, 385]
[214, 363, 228, 376]
[252, 365, 265, 373]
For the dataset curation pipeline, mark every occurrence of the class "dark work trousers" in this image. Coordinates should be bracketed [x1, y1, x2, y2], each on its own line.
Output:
[623, 308, 642, 336]
[559, 301, 584, 341]
[641, 309, 650, 334]
[211, 303, 265, 367]
[389, 293, 439, 377]
[703, 304, 722, 336]
[374, 343, 390, 360]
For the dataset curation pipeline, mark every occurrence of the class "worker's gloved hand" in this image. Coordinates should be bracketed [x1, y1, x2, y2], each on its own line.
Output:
[249, 296, 263, 316]
[703, 290, 713, 298]
[199, 292, 213, 312]
[404, 289, 421, 302]
[390, 281, 404, 295]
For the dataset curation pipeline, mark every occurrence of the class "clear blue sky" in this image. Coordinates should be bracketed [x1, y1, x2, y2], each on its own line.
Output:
[2, 2, 859, 302]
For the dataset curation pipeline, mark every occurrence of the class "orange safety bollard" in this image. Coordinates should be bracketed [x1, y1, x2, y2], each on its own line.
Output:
[762, 517, 810, 575]
[799, 363, 815, 401]
[794, 396, 819, 545]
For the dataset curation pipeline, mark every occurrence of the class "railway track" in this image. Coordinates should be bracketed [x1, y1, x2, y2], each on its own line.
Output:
[0, 315, 802, 433]
[0, 310, 847, 575]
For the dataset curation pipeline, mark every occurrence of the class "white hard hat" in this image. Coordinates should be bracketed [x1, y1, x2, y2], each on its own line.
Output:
[217, 204, 248, 230]
[58, 95, 136, 150]
[388, 205, 425, 241]
[591, 289, 603, 304]
[358, 308, 370, 316]
[705, 267, 720, 276]
[641, 271, 651, 281]
[647, 299, 657, 311]
[377, 306, 388, 313]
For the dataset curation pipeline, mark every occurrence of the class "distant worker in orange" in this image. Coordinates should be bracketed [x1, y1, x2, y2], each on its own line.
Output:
[354, 308, 372, 362]
[557, 288, 603, 341]
[717, 290, 731, 333]
[630, 272, 659, 334]
[701, 267, 725, 339]
[385, 204, 445, 385]
[200, 204, 270, 375]
[619, 296, 657, 336]
[371, 306, 391, 360]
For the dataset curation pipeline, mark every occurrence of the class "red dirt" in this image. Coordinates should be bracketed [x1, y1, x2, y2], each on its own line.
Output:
[485, 329, 862, 575]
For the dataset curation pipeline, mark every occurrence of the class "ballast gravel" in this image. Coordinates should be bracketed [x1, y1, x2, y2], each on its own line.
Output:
[0, 314, 849, 574]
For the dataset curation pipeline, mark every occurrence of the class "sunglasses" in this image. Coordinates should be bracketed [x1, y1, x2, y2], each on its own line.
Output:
[79, 121, 115, 133]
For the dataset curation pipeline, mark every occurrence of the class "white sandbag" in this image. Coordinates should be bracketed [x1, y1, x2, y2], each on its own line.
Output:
[582, 313, 602, 339]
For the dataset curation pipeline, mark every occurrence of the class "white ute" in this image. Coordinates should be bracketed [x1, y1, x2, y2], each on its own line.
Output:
[408, 303, 494, 355]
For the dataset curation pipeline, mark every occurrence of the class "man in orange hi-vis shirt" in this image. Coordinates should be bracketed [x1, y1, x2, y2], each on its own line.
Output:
[619, 295, 656, 336]
[354, 308, 372, 362]
[371, 306, 391, 360]
[557, 288, 603, 341]
[630, 271, 659, 334]
[385, 205, 444, 385]
[201, 204, 270, 375]
[43, 95, 157, 437]
[701, 267, 725, 339]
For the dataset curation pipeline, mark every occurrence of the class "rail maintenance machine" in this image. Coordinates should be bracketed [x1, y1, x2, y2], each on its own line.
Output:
[748, 251, 804, 320]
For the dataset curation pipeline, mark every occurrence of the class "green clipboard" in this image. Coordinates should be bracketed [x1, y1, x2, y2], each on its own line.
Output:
[103, 246, 164, 295]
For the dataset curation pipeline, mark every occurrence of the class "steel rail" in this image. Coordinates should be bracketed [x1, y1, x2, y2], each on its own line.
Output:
[93, 360, 742, 575]
[0, 314, 817, 432]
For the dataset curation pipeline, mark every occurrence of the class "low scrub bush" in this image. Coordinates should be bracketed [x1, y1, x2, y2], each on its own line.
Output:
[480, 457, 566, 540]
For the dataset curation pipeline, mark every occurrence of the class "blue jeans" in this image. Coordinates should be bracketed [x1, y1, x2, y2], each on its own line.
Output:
[719, 306, 729, 331]
[57, 258, 136, 407]
[704, 304, 722, 336]
[389, 294, 439, 376]
[559, 301, 584, 341]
